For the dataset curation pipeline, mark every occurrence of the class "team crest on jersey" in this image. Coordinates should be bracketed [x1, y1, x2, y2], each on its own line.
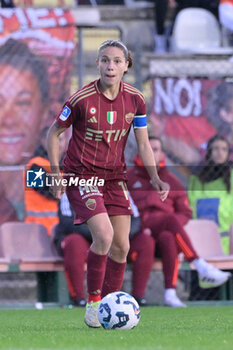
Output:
[59, 106, 71, 121]
[107, 111, 117, 125]
[125, 113, 134, 124]
[85, 198, 96, 210]
[89, 107, 96, 115]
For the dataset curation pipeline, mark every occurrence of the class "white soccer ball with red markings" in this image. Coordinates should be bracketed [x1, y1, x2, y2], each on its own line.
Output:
[97, 291, 140, 330]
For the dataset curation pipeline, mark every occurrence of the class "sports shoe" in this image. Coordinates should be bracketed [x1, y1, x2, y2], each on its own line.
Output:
[197, 259, 231, 289]
[164, 291, 186, 308]
[84, 301, 101, 328]
[134, 297, 148, 307]
[73, 298, 86, 307]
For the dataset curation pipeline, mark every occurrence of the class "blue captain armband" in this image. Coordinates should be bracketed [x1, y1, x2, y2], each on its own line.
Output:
[133, 114, 147, 129]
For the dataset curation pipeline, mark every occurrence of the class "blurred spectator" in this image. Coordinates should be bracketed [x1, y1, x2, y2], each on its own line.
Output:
[153, 0, 220, 53]
[0, 0, 15, 7]
[128, 136, 231, 307]
[53, 192, 155, 307]
[53, 192, 92, 307]
[76, 0, 124, 4]
[188, 135, 233, 255]
[205, 82, 233, 160]
[219, 0, 233, 31]
[219, 0, 233, 45]
[24, 127, 67, 235]
[174, 0, 219, 19]
[127, 195, 155, 306]
[154, 0, 176, 53]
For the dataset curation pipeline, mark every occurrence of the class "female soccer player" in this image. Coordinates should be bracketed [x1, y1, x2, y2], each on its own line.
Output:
[47, 39, 169, 327]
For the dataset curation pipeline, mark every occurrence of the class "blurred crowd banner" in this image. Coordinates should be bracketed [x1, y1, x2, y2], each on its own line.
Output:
[13, 1, 74, 7]
[0, 8, 76, 222]
[149, 55, 233, 166]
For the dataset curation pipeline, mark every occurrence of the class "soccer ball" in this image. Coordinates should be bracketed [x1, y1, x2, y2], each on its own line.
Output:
[97, 291, 140, 330]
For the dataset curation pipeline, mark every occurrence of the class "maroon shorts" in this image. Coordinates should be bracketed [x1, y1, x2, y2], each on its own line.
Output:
[66, 179, 132, 224]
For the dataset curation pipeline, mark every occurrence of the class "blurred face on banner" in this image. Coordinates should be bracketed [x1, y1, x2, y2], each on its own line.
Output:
[220, 98, 233, 127]
[0, 64, 47, 165]
[206, 82, 233, 140]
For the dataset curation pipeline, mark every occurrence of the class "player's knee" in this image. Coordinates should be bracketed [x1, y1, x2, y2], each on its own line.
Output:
[123, 240, 130, 256]
[111, 240, 130, 261]
[92, 229, 114, 253]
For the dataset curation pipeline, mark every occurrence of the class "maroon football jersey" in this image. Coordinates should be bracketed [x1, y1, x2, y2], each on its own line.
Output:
[56, 79, 146, 180]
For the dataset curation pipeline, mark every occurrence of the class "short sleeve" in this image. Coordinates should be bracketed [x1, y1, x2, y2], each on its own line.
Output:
[56, 101, 74, 128]
[133, 94, 147, 129]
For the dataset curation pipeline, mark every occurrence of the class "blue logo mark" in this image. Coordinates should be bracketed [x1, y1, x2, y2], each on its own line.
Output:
[59, 105, 71, 121]
[26, 168, 45, 188]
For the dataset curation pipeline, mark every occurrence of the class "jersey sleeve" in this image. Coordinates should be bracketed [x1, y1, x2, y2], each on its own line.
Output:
[133, 93, 147, 129]
[56, 101, 74, 128]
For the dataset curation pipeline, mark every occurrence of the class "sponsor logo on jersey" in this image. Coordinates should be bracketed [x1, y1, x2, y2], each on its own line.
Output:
[89, 107, 96, 115]
[85, 128, 103, 141]
[85, 198, 96, 210]
[85, 128, 128, 142]
[59, 106, 71, 121]
[88, 116, 98, 123]
[107, 111, 117, 124]
[125, 112, 134, 124]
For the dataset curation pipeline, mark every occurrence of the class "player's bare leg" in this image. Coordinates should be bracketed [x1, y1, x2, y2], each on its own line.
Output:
[84, 213, 113, 328]
[102, 215, 131, 297]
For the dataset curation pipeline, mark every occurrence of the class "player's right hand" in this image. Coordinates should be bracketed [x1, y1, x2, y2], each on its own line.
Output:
[49, 172, 65, 199]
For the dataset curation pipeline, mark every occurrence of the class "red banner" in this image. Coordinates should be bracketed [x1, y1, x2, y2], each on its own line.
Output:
[0, 8, 76, 223]
[151, 77, 233, 165]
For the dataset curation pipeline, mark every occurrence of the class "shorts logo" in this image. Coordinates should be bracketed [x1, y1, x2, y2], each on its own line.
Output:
[59, 106, 71, 121]
[85, 198, 96, 210]
[26, 168, 45, 188]
[107, 111, 117, 125]
[125, 112, 134, 124]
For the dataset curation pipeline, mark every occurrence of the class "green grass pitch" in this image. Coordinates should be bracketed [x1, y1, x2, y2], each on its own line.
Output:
[0, 306, 232, 350]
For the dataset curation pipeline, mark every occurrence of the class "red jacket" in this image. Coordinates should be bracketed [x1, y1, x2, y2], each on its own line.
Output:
[127, 163, 192, 227]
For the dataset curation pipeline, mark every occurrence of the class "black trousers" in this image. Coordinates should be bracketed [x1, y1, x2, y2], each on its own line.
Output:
[154, 0, 220, 35]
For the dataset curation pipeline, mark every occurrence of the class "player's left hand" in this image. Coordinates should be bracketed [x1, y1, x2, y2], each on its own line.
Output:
[150, 178, 170, 201]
